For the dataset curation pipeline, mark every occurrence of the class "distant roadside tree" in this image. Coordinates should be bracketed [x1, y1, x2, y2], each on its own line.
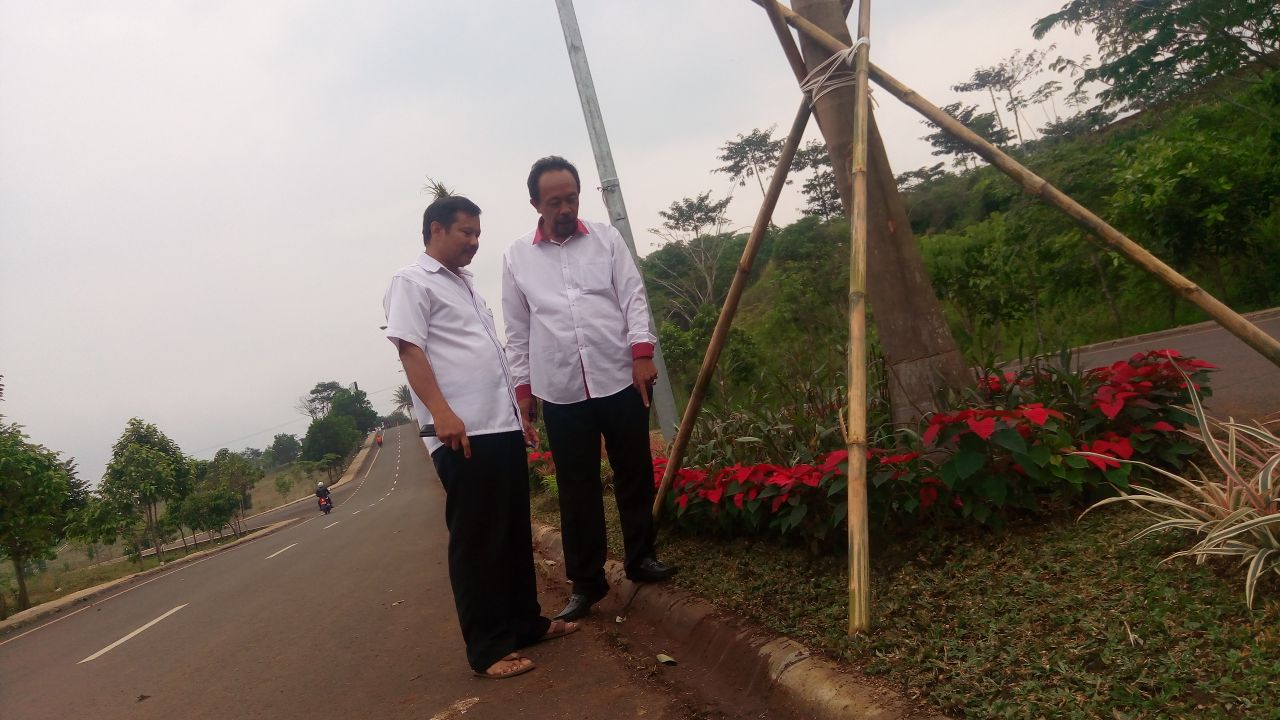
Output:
[302, 414, 361, 465]
[0, 423, 74, 610]
[329, 386, 379, 433]
[296, 381, 342, 420]
[393, 385, 413, 417]
[265, 433, 301, 468]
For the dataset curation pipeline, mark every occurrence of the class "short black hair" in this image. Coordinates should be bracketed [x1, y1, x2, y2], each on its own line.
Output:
[527, 156, 581, 203]
[422, 195, 481, 244]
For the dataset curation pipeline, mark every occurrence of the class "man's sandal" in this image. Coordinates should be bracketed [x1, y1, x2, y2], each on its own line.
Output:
[539, 619, 579, 643]
[474, 654, 536, 679]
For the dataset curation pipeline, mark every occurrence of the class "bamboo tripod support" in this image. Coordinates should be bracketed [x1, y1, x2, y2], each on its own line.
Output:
[651, 102, 813, 520]
[757, 0, 1280, 370]
[845, 0, 872, 634]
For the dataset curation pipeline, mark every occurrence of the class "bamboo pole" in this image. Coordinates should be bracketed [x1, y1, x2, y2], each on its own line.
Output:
[846, 0, 872, 635]
[752, 0, 1280, 370]
[652, 100, 812, 520]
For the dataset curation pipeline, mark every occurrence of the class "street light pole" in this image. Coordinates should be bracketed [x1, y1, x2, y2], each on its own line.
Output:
[552, 0, 680, 442]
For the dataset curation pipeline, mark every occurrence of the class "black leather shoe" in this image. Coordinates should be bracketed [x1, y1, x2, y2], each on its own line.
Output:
[626, 557, 678, 583]
[554, 587, 607, 621]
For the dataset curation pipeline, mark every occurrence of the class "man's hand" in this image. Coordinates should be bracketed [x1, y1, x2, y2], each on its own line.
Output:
[522, 416, 540, 449]
[435, 408, 471, 458]
[633, 357, 658, 408]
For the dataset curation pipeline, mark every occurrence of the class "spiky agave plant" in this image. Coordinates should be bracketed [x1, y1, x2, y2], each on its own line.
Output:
[1079, 359, 1280, 608]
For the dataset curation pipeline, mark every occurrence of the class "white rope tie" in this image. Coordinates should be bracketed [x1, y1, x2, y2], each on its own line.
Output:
[799, 37, 869, 106]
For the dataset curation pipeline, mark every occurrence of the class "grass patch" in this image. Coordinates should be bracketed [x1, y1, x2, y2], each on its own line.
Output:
[21, 555, 167, 609]
[531, 492, 1280, 719]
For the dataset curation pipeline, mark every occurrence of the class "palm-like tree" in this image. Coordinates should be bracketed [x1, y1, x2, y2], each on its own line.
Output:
[393, 384, 413, 417]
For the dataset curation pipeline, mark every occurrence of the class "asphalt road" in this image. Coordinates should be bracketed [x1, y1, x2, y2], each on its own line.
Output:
[0, 424, 716, 720]
[1075, 311, 1280, 422]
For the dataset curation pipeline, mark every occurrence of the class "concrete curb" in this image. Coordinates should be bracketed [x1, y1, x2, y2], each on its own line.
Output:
[530, 522, 947, 720]
[0, 518, 299, 637]
[1069, 306, 1280, 359]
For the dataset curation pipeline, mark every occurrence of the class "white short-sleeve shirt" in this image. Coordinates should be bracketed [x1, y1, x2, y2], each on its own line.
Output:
[383, 253, 521, 453]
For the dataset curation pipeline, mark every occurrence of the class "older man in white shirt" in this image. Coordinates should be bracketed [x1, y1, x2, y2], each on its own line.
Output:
[502, 156, 678, 623]
[384, 195, 578, 680]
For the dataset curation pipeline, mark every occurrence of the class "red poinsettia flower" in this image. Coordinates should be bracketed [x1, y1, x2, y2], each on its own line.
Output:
[966, 415, 997, 439]
[1020, 404, 1050, 426]
[1150, 421, 1176, 432]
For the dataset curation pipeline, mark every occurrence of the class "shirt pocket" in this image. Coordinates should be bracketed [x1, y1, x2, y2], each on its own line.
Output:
[575, 259, 613, 292]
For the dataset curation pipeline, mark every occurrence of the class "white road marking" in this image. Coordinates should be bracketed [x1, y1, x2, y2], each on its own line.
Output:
[77, 604, 188, 664]
[429, 697, 481, 720]
[265, 543, 298, 559]
[324, 521, 340, 529]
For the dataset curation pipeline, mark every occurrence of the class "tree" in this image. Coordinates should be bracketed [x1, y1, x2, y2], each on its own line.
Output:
[1034, 0, 1280, 110]
[100, 419, 190, 565]
[206, 448, 263, 517]
[791, 140, 842, 218]
[920, 103, 1015, 169]
[645, 192, 737, 326]
[953, 49, 1053, 144]
[383, 410, 411, 427]
[393, 384, 413, 416]
[0, 423, 73, 610]
[274, 466, 300, 501]
[895, 163, 948, 192]
[268, 434, 301, 465]
[302, 414, 361, 464]
[296, 381, 343, 420]
[265, 433, 301, 469]
[791, 0, 972, 424]
[329, 386, 379, 433]
[713, 127, 784, 197]
[103, 444, 176, 564]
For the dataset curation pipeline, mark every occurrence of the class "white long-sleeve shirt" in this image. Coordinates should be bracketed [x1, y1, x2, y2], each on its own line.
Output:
[501, 219, 656, 405]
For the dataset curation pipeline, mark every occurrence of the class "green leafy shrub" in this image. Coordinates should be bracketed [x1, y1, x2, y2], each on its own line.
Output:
[1081, 377, 1280, 608]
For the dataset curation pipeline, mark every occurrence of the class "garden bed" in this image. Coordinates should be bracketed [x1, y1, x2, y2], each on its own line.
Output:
[531, 492, 1279, 719]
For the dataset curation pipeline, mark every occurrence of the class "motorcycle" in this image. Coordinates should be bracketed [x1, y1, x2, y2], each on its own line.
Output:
[318, 496, 333, 514]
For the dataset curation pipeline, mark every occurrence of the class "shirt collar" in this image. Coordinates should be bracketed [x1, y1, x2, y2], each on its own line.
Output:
[532, 218, 589, 245]
[416, 251, 473, 277]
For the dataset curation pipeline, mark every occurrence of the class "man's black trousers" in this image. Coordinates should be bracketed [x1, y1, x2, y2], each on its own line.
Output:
[542, 385, 657, 596]
[431, 431, 550, 672]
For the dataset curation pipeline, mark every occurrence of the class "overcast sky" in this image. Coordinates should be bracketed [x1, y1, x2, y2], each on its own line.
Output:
[0, 0, 1095, 484]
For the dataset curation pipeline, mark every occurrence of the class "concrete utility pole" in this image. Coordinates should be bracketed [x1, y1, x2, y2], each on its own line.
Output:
[553, 0, 680, 441]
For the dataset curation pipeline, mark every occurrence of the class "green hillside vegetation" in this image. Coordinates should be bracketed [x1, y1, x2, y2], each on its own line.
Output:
[642, 67, 1280, 467]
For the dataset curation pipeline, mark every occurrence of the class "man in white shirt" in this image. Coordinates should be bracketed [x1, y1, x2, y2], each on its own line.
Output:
[502, 156, 678, 623]
[384, 195, 578, 680]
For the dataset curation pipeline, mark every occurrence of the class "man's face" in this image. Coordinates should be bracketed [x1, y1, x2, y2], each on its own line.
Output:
[429, 212, 481, 270]
[532, 169, 580, 240]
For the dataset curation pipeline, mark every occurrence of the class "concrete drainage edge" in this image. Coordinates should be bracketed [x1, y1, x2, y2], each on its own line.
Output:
[530, 521, 948, 720]
[0, 518, 299, 637]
